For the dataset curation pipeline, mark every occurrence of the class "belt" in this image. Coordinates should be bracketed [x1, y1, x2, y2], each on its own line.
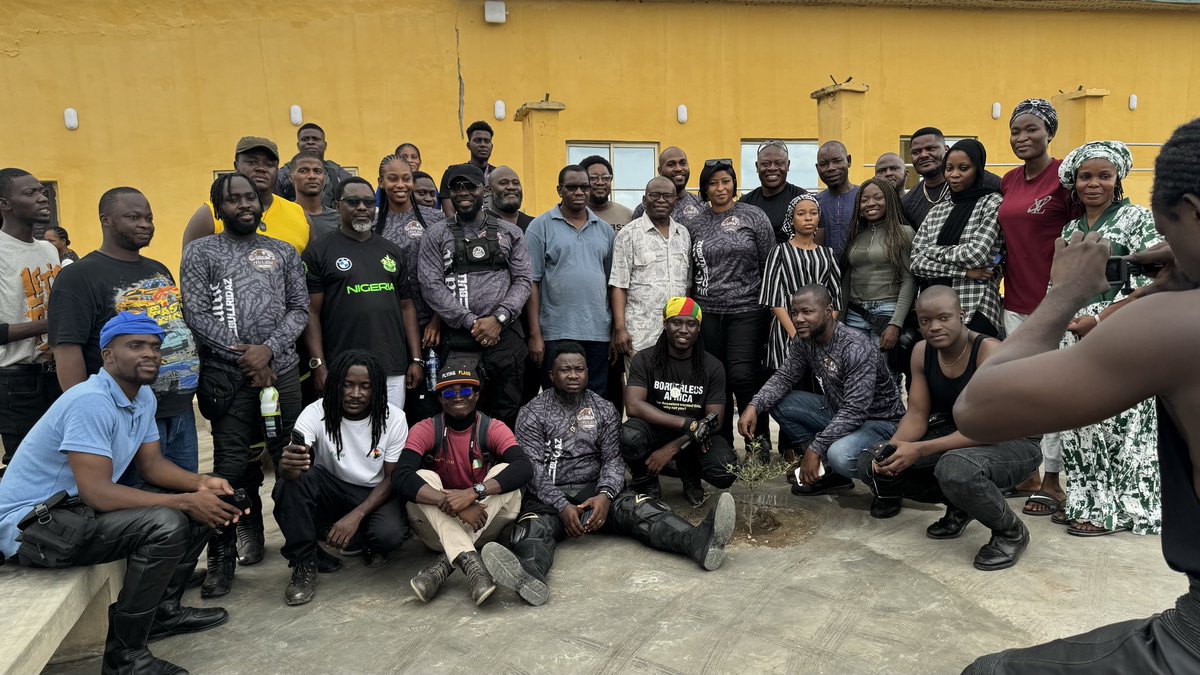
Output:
[0, 362, 54, 374]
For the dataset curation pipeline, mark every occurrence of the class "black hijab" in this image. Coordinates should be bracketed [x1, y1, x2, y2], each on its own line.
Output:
[937, 139, 998, 246]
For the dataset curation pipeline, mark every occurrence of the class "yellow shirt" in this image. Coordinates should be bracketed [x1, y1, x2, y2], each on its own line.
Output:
[207, 195, 311, 255]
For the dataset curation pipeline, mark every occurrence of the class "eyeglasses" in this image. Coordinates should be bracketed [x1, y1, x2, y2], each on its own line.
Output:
[646, 192, 675, 202]
[588, 175, 613, 184]
[448, 181, 478, 193]
[440, 386, 475, 400]
[561, 184, 591, 193]
[340, 197, 374, 208]
[757, 140, 789, 155]
[704, 158, 734, 168]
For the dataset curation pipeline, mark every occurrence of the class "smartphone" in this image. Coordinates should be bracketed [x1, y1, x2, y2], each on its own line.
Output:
[290, 430, 309, 456]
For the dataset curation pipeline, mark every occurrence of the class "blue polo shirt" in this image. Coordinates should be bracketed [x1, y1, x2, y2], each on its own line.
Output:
[0, 369, 158, 558]
[526, 205, 615, 342]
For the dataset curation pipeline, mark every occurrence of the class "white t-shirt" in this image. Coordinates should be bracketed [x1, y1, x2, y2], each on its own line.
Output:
[0, 231, 59, 367]
[294, 401, 408, 487]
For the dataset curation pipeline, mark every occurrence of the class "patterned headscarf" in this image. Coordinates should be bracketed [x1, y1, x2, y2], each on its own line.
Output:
[1009, 98, 1059, 137]
[782, 193, 821, 238]
[1058, 140, 1133, 188]
[663, 297, 702, 324]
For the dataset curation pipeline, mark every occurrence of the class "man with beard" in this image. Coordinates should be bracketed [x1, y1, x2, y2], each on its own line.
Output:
[739, 285, 904, 494]
[873, 152, 909, 196]
[182, 136, 313, 254]
[739, 140, 809, 243]
[579, 155, 633, 230]
[479, 341, 736, 606]
[486, 166, 534, 230]
[0, 312, 241, 674]
[275, 123, 353, 208]
[860, 287, 1040, 569]
[814, 141, 858, 258]
[901, 128, 1002, 229]
[51, 188, 202, 478]
[418, 165, 532, 428]
[180, 173, 308, 598]
[0, 168, 60, 472]
[289, 151, 340, 240]
[621, 298, 736, 505]
[632, 147, 704, 221]
[302, 177, 423, 408]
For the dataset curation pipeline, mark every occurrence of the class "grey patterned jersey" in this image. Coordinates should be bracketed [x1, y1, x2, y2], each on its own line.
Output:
[515, 389, 624, 511]
[682, 202, 774, 314]
[180, 232, 309, 374]
[380, 205, 447, 327]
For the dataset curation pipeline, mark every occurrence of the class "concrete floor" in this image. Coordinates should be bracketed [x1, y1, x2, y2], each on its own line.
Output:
[44, 421, 1183, 675]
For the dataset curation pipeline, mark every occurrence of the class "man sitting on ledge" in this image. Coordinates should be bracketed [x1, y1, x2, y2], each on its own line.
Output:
[862, 287, 1041, 570]
[0, 312, 243, 675]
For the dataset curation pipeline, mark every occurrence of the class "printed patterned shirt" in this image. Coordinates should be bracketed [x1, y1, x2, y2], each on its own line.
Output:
[515, 389, 624, 511]
[180, 232, 309, 374]
[750, 322, 904, 458]
[631, 190, 705, 223]
[608, 215, 692, 352]
[683, 202, 774, 315]
[381, 205, 447, 327]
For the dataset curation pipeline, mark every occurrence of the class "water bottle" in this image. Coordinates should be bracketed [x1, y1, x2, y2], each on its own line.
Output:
[260, 386, 281, 439]
[425, 349, 440, 393]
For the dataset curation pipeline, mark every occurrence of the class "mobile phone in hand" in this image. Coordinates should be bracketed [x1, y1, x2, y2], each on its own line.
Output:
[290, 430, 309, 456]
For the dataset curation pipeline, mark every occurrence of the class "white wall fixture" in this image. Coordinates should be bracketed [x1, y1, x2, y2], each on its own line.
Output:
[991, 102, 1002, 120]
[494, 100, 506, 120]
[290, 105, 303, 126]
[484, 1, 507, 23]
[677, 104, 688, 124]
[64, 108, 79, 130]
[1129, 94, 1138, 111]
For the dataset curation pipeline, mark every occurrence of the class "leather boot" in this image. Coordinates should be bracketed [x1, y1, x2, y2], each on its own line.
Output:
[201, 529, 236, 599]
[236, 490, 265, 565]
[149, 559, 228, 642]
[628, 474, 661, 500]
[102, 605, 188, 675]
[285, 559, 319, 606]
[926, 505, 974, 540]
[681, 478, 706, 508]
[481, 542, 549, 606]
[629, 492, 735, 571]
[454, 551, 496, 606]
[688, 492, 736, 570]
[316, 546, 343, 573]
[973, 520, 1030, 571]
[409, 554, 453, 603]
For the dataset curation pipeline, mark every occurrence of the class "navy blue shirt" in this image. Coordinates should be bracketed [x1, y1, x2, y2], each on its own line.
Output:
[526, 205, 614, 342]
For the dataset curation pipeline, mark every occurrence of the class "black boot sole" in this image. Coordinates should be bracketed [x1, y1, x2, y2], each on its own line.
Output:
[700, 493, 736, 571]
[148, 611, 229, 642]
[481, 543, 549, 606]
[926, 520, 974, 540]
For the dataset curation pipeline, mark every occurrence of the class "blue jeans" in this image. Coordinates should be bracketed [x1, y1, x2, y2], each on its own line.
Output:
[158, 411, 199, 473]
[769, 390, 896, 480]
[845, 301, 897, 346]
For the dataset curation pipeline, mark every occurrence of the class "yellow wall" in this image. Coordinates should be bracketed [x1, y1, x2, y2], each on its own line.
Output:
[3, 0, 1199, 275]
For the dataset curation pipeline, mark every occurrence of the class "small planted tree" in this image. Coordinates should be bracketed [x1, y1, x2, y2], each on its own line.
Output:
[725, 436, 791, 536]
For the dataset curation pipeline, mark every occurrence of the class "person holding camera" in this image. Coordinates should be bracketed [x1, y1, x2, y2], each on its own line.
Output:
[739, 285, 904, 494]
[273, 351, 412, 606]
[620, 298, 737, 506]
[862, 287, 1041, 569]
[392, 365, 532, 606]
[478, 341, 735, 606]
[0, 312, 242, 675]
[1050, 141, 1162, 537]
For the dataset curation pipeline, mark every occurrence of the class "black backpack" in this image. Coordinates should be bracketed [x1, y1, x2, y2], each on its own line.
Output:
[421, 412, 497, 470]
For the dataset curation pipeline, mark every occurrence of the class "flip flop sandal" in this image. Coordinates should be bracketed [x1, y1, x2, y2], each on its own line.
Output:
[1067, 523, 1130, 537]
[1003, 487, 1038, 499]
[1051, 511, 1069, 526]
[1022, 493, 1063, 516]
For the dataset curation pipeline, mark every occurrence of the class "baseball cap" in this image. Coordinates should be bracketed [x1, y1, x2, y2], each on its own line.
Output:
[235, 136, 279, 161]
[444, 164, 486, 188]
[435, 365, 481, 391]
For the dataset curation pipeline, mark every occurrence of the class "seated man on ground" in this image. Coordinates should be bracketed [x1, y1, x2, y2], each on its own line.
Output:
[274, 351, 412, 606]
[392, 366, 532, 606]
[739, 285, 904, 495]
[0, 312, 243, 675]
[621, 298, 737, 507]
[862, 287, 1041, 571]
[481, 342, 735, 606]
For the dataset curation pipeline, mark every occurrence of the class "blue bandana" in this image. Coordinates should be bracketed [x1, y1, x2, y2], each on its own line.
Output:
[99, 311, 165, 349]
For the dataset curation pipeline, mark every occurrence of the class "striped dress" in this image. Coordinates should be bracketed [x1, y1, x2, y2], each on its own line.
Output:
[758, 242, 842, 369]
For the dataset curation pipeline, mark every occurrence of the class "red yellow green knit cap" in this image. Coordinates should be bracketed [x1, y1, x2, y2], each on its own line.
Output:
[663, 297, 702, 324]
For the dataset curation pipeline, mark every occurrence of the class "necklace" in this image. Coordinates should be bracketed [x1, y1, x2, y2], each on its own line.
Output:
[938, 333, 972, 369]
[922, 181, 949, 205]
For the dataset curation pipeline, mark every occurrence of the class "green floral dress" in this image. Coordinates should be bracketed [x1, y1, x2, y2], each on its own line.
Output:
[1058, 199, 1161, 534]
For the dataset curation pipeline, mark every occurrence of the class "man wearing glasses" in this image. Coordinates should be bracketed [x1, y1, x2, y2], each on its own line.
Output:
[418, 164, 532, 428]
[579, 155, 634, 230]
[525, 165, 616, 396]
[739, 140, 810, 243]
[393, 365, 532, 606]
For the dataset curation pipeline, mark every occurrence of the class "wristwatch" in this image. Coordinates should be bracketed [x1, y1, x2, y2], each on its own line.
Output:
[599, 488, 617, 501]
[473, 483, 488, 500]
[495, 311, 510, 327]
[308, 357, 325, 370]
[411, 357, 425, 365]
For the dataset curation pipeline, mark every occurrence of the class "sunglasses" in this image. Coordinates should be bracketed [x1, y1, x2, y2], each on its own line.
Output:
[440, 386, 475, 400]
[704, 158, 734, 169]
[340, 197, 374, 208]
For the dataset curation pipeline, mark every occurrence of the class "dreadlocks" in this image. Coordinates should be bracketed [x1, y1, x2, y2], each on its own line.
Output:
[322, 350, 390, 458]
[649, 322, 707, 382]
[374, 153, 426, 234]
[209, 172, 256, 219]
[842, 176, 913, 279]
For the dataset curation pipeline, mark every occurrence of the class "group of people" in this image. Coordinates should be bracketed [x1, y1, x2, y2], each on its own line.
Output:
[0, 100, 1195, 674]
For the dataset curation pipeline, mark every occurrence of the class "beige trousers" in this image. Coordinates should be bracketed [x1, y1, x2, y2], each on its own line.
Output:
[405, 464, 521, 563]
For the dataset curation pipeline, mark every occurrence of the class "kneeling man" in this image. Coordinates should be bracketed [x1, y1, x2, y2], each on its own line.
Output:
[482, 341, 735, 606]
[274, 351, 412, 606]
[392, 366, 532, 605]
[0, 312, 242, 675]
[862, 287, 1040, 570]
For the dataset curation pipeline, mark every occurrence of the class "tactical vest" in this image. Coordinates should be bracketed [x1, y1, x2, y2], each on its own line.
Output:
[446, 214, 508, 274]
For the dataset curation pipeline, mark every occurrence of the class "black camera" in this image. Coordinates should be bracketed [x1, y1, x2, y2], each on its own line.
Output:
[214, 488, 252, 536]
[870, 441, 897, 463]
[1106, 256, 1163, 290]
